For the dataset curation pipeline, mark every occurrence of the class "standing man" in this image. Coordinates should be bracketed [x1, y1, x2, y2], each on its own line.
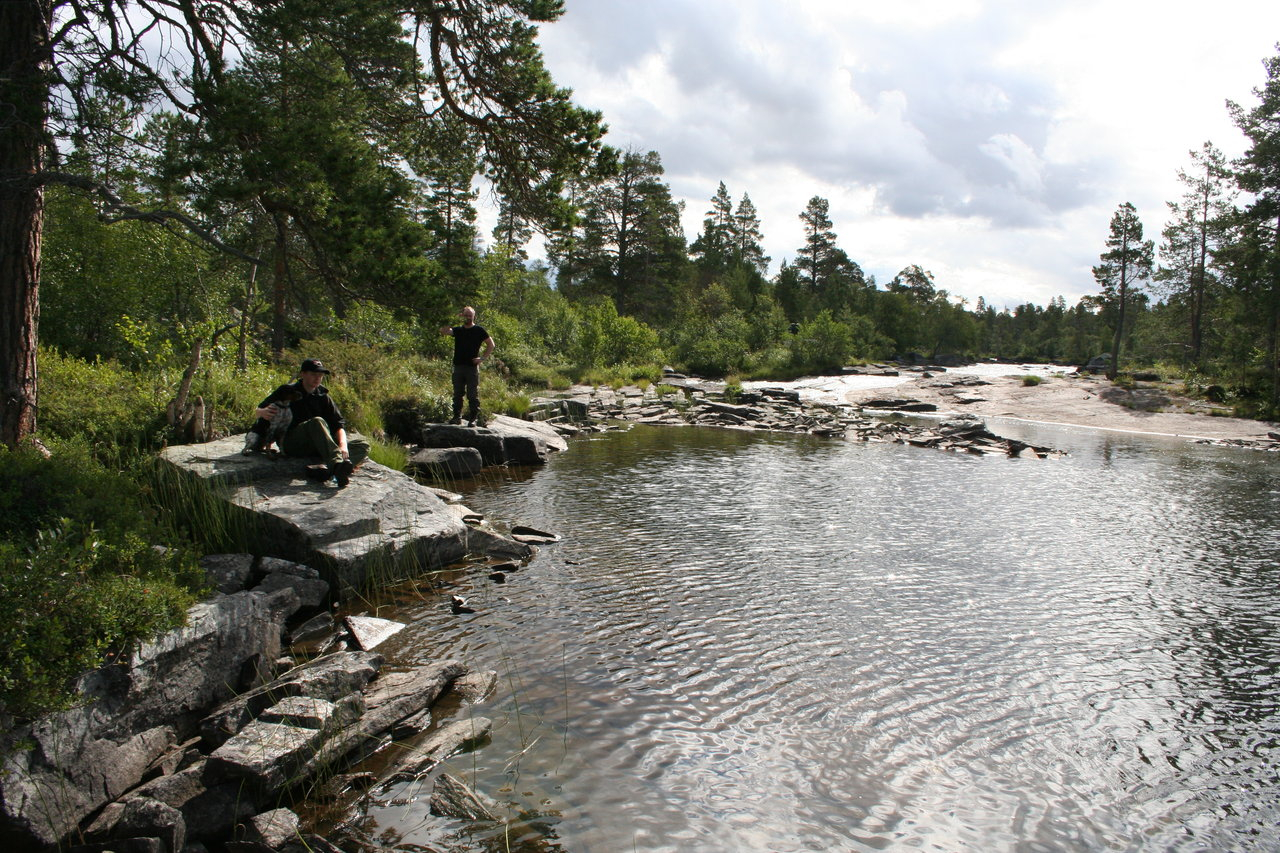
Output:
[254, 358, 369, 487]
[440, 306, 496, 425]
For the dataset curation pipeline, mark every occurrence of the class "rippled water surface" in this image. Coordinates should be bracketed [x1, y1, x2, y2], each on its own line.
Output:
[354, 422, 1280, 852]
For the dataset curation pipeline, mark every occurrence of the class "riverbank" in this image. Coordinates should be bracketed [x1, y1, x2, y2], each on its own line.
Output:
[839, 369, 1280, 447]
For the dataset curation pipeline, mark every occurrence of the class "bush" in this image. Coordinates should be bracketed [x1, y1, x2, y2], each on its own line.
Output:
[381, 394, 451, 444]
[1022, 375, 1043, 386]
[0, 443, 202, 719]
[571, 300, 663, 369]
[673, 311, 752, 377]
[788, 311, 857, 372]
[38, 347, 171, 451]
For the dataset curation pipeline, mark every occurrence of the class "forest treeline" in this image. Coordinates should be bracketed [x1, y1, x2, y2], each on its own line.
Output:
[6, 6, 1280, 452]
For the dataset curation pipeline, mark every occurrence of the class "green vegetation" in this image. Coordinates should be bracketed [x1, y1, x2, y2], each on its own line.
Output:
[0, 443, 203, 718]
[1021, 375, 1044, 387]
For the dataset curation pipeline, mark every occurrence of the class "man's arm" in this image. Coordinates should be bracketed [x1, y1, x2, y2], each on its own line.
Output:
[474, 336, 495, 365]
[439, 325, 454, 335]
[255, 385, 286, 420]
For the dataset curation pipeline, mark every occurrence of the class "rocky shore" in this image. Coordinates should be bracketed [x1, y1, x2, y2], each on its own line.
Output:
[837, 365, 1280, 450]
[527, 372, 1064, 458]
[0, 417, 564, 852]
[0, 552, 516, 853]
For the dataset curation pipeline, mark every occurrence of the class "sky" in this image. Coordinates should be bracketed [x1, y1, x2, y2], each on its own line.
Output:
[495, 0, 1280, 310]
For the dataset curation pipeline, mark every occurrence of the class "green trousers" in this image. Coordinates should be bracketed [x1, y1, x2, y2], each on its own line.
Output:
[282, 417, 370, 468]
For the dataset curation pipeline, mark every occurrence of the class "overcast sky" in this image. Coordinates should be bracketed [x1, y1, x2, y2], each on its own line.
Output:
[506, 0, 1280, 309]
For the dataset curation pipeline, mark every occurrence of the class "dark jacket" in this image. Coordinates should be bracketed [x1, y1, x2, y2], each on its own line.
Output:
[259, 381, 345, 435]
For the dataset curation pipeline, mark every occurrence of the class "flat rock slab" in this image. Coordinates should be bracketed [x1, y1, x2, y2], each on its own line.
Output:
[345, 615, 406, 651]
[209, 720, 323, 790]
[159, 435, 473, 593]
[486, 414, 568, 453]
[392, 717, 494, 779]
[408, 447, 483, 479]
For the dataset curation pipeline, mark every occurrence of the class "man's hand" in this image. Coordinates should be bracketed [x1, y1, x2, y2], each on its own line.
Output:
[256, 404, 278, 419]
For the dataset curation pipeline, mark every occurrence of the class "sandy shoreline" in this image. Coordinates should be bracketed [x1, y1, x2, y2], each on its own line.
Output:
[840, 370, 1279, 445]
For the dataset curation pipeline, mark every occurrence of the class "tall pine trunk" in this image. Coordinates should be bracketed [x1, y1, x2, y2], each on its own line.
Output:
[0, 1, 51, 449]
[1107, 277, 1127, 381]
[1271, 213, 1280, 410]
[272, 212, 288, 359]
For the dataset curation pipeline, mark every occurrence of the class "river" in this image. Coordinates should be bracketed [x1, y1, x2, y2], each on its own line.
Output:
[341, 406, 1280, 852]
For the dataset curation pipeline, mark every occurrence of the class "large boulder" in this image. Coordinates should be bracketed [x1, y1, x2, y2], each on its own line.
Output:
[415, 416, 567, 468]
[416, 425, 507, 465]
[407, 447, 483, 479]
[1083, 353, 1111, 374]
[0, 590, 292, 849]
[499, 433, 549, 465]
[486, 414, 568, 453]
[158, 436, 477, 593]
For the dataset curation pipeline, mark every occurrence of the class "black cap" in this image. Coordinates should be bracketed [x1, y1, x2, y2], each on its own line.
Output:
[299, 358, 330, 374]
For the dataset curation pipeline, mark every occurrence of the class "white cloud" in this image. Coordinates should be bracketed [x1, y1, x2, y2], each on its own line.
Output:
[520, 0, 1280, 309]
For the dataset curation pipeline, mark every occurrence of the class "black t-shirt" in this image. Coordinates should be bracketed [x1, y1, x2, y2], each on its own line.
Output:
[451, 324, 490, 365]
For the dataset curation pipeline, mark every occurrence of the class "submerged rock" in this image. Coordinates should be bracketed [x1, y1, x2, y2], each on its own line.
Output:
[430, 772, 501, 822]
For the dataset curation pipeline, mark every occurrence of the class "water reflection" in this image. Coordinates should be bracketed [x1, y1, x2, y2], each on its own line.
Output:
[355, 424, 1280, 852]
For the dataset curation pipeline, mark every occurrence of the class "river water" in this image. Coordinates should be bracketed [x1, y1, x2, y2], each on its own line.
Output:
[347, 407, 1280, 852]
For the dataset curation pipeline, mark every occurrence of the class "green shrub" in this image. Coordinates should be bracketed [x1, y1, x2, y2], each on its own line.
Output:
[495, 392, 532, 419]
[0, 444, 202, 719]
[1022, 375, 1043, 386]
[38, 347, 171, 451]
[515, 363, 574, 390]
[670, 310, 751, 377]
[788, 311, 857, 372]
[281, 340, 450, 437]
[187, 358, 289, 439]
[381, 394, 451, 444]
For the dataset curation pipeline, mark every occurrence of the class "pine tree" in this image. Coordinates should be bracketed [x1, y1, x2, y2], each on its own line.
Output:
[732, 193, 769, 275]
[492, 198, 533, 268]
[690, 182, 736, 278]
[797, 196, 839, 292]
[1093, 202, 1154, 379]
[1156, 142, 1235, 364]
[571, 149, 687, 323]
[732, 193, 770, 310]
[1227, 47, 1280, 409]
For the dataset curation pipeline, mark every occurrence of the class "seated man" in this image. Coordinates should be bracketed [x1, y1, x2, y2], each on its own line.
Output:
[254, 358, 369, 487]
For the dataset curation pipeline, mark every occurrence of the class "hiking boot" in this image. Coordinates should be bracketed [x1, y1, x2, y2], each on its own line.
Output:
[334, 459, 354, 488]
[448, 417, 462, 425]
[305, 464, 331, 483]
